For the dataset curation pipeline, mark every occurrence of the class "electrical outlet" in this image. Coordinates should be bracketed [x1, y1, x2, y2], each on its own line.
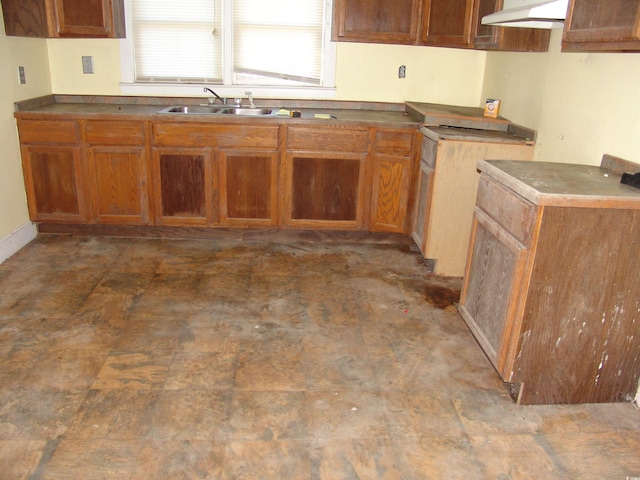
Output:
[398, 65, 406, 79]
[82, 56, 94, 74]
[18, 66, 26, 84]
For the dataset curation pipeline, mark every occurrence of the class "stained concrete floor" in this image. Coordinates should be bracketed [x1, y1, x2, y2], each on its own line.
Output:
[0, 233, 639, 479]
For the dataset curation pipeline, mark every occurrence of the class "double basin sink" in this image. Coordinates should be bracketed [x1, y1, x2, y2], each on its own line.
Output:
[159, 105, 278, 116]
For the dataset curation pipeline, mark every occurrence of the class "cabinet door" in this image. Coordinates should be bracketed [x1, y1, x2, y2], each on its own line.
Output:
[21, 145, 88, 222]
[473, 0, 550, 51]
[422, 0, 475, 48]
[219, 150, 279, 227]
[285, 153, 367, 229]
[89, 147, 149, 224]
[54, 0, 125, 37]
[562, 0, 640, 51]
[333, 0, 421, 44]
[411, 159, 434, 255]
[459, 208, 528, 377]
[371, 155, 412, 233]
[153, 149, 215, 226]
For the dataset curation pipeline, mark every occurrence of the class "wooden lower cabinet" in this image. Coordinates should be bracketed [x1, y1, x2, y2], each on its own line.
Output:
[88, 147, 148, 224]
[412, 127, 534, 277]
[460, 161, 640, 405]
[219, 150, 279, 227]
[84, 120, 150, 225]
[153, 149, 216, 226]
[286, 153, 367, 228]
[21, 145, 88, 222]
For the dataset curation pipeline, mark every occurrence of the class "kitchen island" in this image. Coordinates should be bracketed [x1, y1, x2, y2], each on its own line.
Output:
[459, 156, 640, 404]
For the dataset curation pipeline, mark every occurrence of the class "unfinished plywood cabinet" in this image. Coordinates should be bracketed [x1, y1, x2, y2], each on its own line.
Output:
[1, 0, 125, 38]
[412, 126, 534, 277]
[460, 158, 640, 405]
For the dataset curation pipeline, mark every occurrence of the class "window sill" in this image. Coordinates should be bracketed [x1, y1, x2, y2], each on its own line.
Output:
[119, 82, 337, 100]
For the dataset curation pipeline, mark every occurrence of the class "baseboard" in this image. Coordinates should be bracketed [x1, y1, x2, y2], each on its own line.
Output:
[0, 222, 38, 264]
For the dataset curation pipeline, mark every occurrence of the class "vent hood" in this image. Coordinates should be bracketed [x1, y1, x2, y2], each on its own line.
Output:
[482, 0, 568, 29]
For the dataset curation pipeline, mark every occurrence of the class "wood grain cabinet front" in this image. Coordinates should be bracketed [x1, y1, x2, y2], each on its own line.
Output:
[332, 0, 422, 44]
[472, 0, 550, 51]
[562, 0, 640, 51]
[18, 119, 88, 223]
[422, 0, 476, 48]
[84, 120, 150, 225]
[1, 0, 125, 38]
[284, 126, 369, 229]
[460, 162, 640, 405]
[370, 128, 417, 233]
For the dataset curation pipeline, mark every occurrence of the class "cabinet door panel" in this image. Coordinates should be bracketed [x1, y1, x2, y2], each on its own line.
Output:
[221, 152, 278, 225]
[154, 149, 214, 225]
[55, 0, 110, 35]
[333, 0, 421, 44]
[422, 0, 475, 47]
[371, 155, 411, 233]
[91, 147, 148, 224]
[22, 146, 87, 222]
[411, 160, 434, 253]
[459, 208, 528, 376]
[562, 0, 640, 50]
[286, 153, 366, 229]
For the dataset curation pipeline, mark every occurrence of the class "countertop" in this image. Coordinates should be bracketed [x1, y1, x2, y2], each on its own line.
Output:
[420, 125, 535, 145]
[406, 101, 510, 131]
[479, 160, 640, 209]
[13, 95, 419, 128]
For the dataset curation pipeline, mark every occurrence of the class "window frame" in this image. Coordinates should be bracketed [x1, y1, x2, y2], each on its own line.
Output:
[119, 0, 336, 99]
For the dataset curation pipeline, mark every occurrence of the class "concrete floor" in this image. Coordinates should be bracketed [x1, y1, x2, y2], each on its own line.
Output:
[0, 234, 638, 479]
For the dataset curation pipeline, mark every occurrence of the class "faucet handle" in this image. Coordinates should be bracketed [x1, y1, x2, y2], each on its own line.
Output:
[245, 91, 255, 108]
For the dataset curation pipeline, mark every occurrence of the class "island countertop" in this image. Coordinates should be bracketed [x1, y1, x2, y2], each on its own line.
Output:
[478, 159, 640, 209]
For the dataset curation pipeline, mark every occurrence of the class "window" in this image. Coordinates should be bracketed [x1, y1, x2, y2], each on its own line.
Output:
[120, 0, 336, 98]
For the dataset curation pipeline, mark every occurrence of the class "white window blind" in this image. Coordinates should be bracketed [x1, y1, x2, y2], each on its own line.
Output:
[131, 0, 222, 83]
[233, 0, 325, 85]
[128, 0, 327, 87]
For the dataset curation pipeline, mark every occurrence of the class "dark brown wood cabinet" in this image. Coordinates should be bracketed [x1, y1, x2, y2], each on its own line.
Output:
[422, 0, 476, 48]
[332, 0, 422, 44]
[460, 159, 640, 405]
[562, 0, 640, 51]
[472, 0, 550, 51]
[18, 119, 88, 223]
[219, 150, 279, 227]
[1, 0, 125, 38]
[285, 126, 369, 229]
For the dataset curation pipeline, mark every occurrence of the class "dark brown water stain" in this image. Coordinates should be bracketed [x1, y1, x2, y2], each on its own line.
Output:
[423, 284, 461, 309]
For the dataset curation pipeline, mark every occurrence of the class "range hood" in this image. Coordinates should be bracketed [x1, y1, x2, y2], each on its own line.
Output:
[482, 0, 568, 29]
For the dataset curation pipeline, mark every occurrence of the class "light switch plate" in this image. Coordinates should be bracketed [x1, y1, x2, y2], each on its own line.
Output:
[18, 66, 26, 84]
[82, 56, 94, 74]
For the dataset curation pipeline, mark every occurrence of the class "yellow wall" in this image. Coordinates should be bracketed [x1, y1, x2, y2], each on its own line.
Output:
[0, 10, 51, 240]
[334, 42, 486, 105]
[46, 39, 488, 106]
[482, 29, 640, 166]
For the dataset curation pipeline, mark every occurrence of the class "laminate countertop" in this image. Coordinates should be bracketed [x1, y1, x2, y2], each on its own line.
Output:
[478, 159, 640, 209]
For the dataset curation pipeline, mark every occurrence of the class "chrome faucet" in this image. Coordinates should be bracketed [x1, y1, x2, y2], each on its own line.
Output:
[245, 91, 255, 109]
[203, 87, 226, 105]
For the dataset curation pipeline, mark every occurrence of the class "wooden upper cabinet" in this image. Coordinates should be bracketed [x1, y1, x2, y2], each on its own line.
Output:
[332, 0, 422, 44]
[1, 0, 125, 38]
[562, 0, 640, 51]
[422, 0, 476, 48]
[473, 0, 551, 51]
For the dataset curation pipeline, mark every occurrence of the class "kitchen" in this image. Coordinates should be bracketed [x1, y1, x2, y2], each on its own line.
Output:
[1, 0, 640, 477]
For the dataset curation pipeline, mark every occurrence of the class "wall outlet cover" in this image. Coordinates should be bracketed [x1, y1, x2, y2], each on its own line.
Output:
[82, 56, 94, 74]
[18, 66, 26, 84]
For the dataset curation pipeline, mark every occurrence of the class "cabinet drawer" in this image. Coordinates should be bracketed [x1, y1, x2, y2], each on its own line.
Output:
[287, 126, 369, 152]
[153, 123, 279, 149]
[375, 129, 414, 155]
[476, 175, 536, 245]
[85, 121, 145, 145]
[18, 120, 80, 144]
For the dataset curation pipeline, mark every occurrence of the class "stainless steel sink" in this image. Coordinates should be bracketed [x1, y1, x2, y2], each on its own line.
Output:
[158, 105, 276, 116]
[158, 105, 223, 114]
[219, 107, 273, 116]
